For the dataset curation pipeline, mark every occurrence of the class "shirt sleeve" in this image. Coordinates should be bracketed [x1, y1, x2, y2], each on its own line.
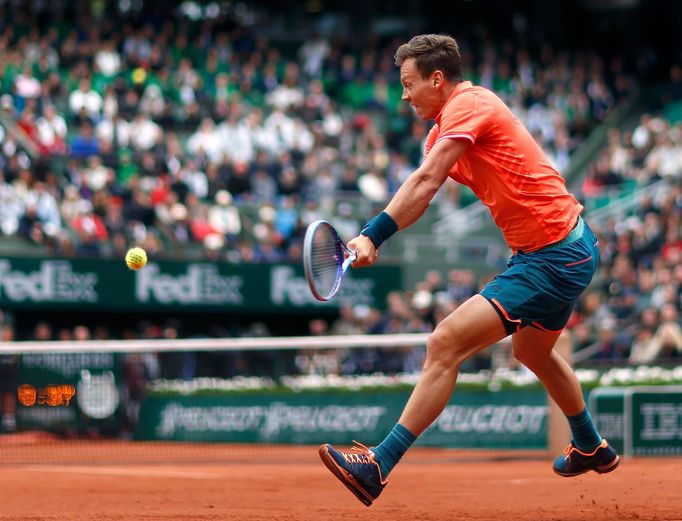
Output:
[435, 91, 490, 146]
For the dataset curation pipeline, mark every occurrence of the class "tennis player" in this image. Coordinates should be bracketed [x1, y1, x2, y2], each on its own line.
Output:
[319, 34, 619, 507]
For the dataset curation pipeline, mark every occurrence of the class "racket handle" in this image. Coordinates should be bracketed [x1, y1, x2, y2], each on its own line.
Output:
[341, 250, 357, 272]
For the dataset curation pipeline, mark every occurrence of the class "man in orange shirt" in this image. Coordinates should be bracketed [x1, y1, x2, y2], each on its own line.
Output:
[319, 34, 619, 507]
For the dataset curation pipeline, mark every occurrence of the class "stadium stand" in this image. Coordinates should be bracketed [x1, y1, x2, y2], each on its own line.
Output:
[0, 2, 634, 263]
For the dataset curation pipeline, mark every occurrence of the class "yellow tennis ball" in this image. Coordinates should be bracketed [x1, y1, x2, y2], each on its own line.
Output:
[125, 247, 147, 270]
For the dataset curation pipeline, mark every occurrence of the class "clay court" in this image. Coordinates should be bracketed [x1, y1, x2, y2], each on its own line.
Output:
[0, 442, 680, 521]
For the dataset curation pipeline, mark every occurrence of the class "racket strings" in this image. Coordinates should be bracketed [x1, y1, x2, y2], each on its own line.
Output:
[309, 227, 343, 299]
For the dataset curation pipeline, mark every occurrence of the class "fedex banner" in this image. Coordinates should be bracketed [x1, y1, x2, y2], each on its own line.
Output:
[0, 258, 400, 312]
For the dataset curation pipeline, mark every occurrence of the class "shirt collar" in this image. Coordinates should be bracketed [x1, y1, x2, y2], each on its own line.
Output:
[436, 81, 472, 125]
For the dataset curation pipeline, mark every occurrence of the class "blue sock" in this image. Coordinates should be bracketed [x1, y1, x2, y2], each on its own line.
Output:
[567, 408, 602, 451]
[371, 424, 417, 478]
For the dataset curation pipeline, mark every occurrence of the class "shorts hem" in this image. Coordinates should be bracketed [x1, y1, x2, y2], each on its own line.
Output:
[481, 295, 522, 336]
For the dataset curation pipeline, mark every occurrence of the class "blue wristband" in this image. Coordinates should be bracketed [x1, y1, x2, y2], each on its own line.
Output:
[361, 211, 398, 249]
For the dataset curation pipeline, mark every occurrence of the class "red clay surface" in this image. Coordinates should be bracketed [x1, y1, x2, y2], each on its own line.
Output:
[0, 442, 680, 521]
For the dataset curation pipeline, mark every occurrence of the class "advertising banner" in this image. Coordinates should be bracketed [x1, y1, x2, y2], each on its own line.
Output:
[628, 387, 682, 456]
[0, 258, 400, 312]
[589, 387, 626, 454]
[135, 389, 548, 449]
[16, 352, 121, 432]
[590, 385, 682, 456]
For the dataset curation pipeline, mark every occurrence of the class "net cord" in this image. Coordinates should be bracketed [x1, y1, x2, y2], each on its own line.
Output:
[0, 333, 430, 354]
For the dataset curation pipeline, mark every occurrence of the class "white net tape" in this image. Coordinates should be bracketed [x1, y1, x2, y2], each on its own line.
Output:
[0, 333, 430, 354]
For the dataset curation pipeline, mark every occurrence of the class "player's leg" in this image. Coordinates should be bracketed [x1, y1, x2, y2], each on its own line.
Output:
[319, 294, 507, 506]
[396, 294, 507, 435]
[512, 326, 619, 477]
[511, 327, 584, 414]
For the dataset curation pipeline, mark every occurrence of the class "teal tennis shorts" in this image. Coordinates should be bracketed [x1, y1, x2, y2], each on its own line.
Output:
[480, 216, 599, 334]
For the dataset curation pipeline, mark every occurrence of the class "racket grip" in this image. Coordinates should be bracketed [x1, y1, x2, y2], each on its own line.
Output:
[341, 251, 356, 272]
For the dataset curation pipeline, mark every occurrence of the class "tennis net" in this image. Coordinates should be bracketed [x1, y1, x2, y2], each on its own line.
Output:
[0, 333, 550, 465]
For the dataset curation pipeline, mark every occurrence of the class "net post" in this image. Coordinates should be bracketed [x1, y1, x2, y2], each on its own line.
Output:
[547, 329, 573, 457]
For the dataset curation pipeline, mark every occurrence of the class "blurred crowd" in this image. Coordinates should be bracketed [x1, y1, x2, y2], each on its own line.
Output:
[0, 2, 633, 262]
[571, 111, 682, 365]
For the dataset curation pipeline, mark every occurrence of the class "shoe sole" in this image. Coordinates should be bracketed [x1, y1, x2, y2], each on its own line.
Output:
[319, 444, 375, 507]
[553, 455, 621, 478]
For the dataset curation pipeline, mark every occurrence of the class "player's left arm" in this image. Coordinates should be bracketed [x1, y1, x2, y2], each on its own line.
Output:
[385, 137, 469, 229]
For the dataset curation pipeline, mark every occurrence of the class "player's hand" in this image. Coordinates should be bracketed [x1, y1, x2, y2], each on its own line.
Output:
[347, 235, 378, 267]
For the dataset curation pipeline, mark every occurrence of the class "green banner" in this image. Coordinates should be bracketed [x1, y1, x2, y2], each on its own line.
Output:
[589, 387, 626, 454]
[16, 353, 122, 432]
[135, 389, 548, 449]
[629, 387, 682, 456]
[590, 386, 682, 456]
[0, 258, 400, 312]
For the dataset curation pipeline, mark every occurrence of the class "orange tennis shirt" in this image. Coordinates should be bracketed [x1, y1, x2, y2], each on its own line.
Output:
[424, 81, 583, 253]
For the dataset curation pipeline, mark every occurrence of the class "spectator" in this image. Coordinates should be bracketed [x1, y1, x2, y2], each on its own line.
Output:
[0, 171, 24, 236]
[592, 316, 629, 361]
[13, 66, 41, 110]
[25, 180, 61, 238]
[70, 121, 100, 158]
[299, 34, 329, 79]
[68, 78, 103, 122]
[70, 200, 108, 252]
[95, 39, 121, 78]
[266, 62, 305, 111]
[36, 104, 67, 154]
[187, 118, 224, 164]
[16, 106, 42, 152]
[630, 305, 682, 364]
[334, 202, 361, 242]
[32, 321, 53, 341]
[96, 112, 131, 149]
[251, 167, 278, 204]
[295, 319, 341, 375]
[73, 325, 92, 341]
[128, 112, 162, 151]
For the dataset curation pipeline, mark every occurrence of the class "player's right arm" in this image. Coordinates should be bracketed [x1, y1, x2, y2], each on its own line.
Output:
[348, 137, 469, 267]
[384, 137, 468, 229]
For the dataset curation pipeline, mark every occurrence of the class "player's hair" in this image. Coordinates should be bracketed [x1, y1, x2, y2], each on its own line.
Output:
[394, 34, 462, 82]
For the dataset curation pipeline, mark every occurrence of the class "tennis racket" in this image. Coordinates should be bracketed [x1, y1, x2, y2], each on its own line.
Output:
[303, 220, 357, 301]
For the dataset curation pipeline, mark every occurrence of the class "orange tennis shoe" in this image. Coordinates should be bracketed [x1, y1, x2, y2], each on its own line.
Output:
[553, 439, 620, 477]
[319, 442, 387, 506]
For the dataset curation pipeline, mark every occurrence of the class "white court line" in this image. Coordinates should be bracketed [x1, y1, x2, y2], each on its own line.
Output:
[21, 465, 222, 480]
[484, 478, 565, 485]
[489, 475, 627, 485]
